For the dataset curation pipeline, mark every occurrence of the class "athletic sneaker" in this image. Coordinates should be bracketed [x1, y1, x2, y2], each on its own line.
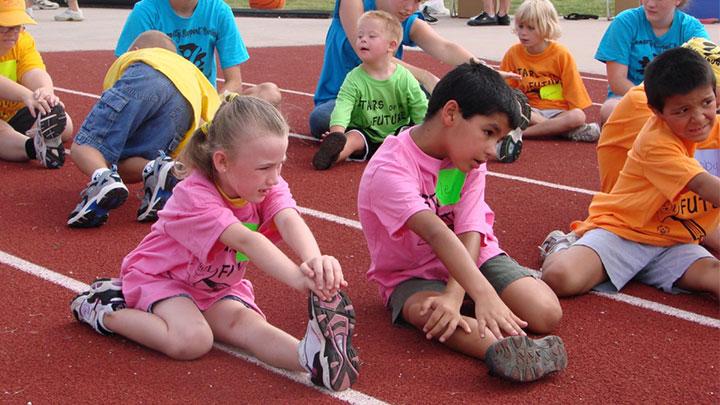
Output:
[565, 123, 600, 142]
[31, 104, 67, 169]
[496, 128, 523, 163]
[70, 279, 126, 336]
[467, 12, 497, 26]
[539, 230, 578, 263]
[496, 13, 511, 25]
[298, 291, 359, 391]
[485, 335, 568, 382]
[511, 88, 532, 130]
[312, 132, 347, 170]
[67, 167, 129, 228]
[420, 6, 439, 24]
[136, 151, 178, 222]
[33, 0, 59, 9]
[54, 8, 84, 21]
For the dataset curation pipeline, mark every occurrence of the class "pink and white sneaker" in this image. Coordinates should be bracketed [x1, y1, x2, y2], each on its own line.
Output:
[298, 291, 359, 391]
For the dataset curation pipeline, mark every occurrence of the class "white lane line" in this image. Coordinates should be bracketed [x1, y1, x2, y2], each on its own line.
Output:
[0, 250, 387, 405]
[487, 171, 597, 196]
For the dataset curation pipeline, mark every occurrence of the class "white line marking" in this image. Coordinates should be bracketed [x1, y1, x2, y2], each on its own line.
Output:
[0, 250, 387, 405]
[592, 291, 720, 328]
[487, 171, 597, 196]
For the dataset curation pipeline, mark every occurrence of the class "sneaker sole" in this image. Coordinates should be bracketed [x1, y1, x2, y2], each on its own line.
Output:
[67, 183, 129, 228]
[309, 291, 359, 391]
[38, 104, 67, 140]
[312, 133, 346, 170]
[485, 335, 568, 382]
[136, 161, 178, 222]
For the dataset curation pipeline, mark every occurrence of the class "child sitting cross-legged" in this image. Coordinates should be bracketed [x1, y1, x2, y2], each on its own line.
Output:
[312, 10, 428, 170]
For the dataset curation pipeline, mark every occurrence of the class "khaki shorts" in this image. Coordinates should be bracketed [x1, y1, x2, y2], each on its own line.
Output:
[387, 254, 535, 324]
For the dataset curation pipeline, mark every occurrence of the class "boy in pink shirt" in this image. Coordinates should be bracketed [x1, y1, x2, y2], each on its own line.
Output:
[358, 61, 566, 382]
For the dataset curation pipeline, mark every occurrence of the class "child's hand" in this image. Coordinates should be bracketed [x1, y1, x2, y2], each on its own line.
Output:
[474, 294, 527, 340]
[299, 255, 347, 300]
[419, 293, 471, 343]
[496, 69, 522, 81]
[32, 87, 60, 107]
[319, 131, 331, 140]
[21, 92, 50, 117]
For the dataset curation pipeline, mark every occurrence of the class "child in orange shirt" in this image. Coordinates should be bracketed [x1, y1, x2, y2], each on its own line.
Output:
[498, 0, 597, 162]
[540, 47, 719, 298]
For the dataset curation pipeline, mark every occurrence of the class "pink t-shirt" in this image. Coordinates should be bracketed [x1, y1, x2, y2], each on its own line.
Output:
[358, 129, 504, 305]
[120, 171, 297, 313]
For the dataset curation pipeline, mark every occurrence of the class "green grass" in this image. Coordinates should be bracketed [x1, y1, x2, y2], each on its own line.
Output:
[225, 0, 610, 17]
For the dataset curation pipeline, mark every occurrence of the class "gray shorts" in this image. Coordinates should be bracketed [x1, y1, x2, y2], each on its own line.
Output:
[531, 108, 564, 119]
[576, 228, 714, 293]
[387, 254, 535, 325]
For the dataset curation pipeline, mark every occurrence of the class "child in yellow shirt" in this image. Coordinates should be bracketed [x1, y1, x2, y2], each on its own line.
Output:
[540, 47, 719, 299]
[498, 0, 597, 162]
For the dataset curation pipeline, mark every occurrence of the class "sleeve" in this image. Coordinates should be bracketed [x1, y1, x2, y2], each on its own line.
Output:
[367, 163, 432, 237]
[681, 14, 710, 41]
[594, 11, 635, 65]
[405, 71, 428, 124]
[639, 136, 707, 202]
[216, 2, 249, 69]
[451, 167, 495, 237]
[115, 2, 156, 57]
[16, 34, 45, 80]
[329, 72, 358, 128]
[559, 49, 592, 110]
[161, 184, 241, 263]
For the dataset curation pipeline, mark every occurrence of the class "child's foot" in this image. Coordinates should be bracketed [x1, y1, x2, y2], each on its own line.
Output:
[538, 230, 578, 263]
[485, 335, 568, 382]
[137, 151, 178, 222]
[298, 291, 359, 391]
[496, 128, 523, 163]
[67, 167, 129, 228]
[565, 123, 600, 142]
[70, 278, 126, 336]
[312, 132, 346, 170]
[32, 104, 68, 169]
[510, 88, 531, 130]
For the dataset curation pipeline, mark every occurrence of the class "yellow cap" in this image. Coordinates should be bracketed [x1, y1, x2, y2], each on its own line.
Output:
[682, 37, 720, 82]
[0, 0, 36, 27]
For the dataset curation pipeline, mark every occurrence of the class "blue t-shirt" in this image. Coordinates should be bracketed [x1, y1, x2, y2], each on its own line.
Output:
[313, 0, 420, 105]
[595, 6, 708, 97]
[115, 0, 249, 87]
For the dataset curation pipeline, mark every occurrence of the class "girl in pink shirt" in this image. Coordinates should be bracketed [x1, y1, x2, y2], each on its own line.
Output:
[70, 95, 359, 392]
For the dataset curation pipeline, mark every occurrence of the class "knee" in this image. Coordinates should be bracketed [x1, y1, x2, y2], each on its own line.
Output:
[569, 109, 586, 127]
[164, 327, 214, 360]
[541, 257, 582, 297]
[254, 82, 282, 107]
[600, 99, 619, 126]
[525, 297, 563, 334]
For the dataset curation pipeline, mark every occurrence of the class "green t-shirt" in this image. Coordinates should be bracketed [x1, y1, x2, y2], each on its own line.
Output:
[330, 63, 428, 143]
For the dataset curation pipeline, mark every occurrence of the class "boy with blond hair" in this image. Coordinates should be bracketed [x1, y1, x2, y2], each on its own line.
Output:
[312, 10, 427, 170]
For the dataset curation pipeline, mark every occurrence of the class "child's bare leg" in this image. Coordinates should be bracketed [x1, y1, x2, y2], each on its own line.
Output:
[117, 156, 151, 183]
[103, 296, 214, 360]
[675, 257, 720, 298]
[70, 143, 110, 176]
[242, 82, 282, 107]
[403, 291, 496, 359]
[337, 131, 366, 162]
[523, 109, 586, 138]
[60, 114, 74, 142]
[0, 123, 31, 161]
[541, 245, 607, 297]
[600, 98, 621, 126]
[204, 299, 304, 371]
[500, 277, 562, 334]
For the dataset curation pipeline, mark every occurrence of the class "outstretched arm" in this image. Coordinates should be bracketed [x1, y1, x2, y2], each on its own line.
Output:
[220, 65, 244, 95]
[606, 61, 633, 96]
[688, 172, 720, 207]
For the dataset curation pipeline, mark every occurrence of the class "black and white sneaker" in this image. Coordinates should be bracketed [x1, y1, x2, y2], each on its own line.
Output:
[421, 6, 439, 24]
[136, 151, 178, 222]
[71, 278, 126, 336]
[32, 104, 67, 169]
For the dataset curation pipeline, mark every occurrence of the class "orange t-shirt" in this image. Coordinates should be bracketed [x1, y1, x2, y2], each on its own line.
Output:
[0, 31, 45, 121]
[500, 42, 592, 111]
[573, 116, 720, 246]
[597, 84, 719, 193]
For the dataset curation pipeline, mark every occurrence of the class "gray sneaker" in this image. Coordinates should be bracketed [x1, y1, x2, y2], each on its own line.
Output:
[31, 104, 67, 169]
[539, 230, 578, 263]
[565, 123, 600, 142]
[137, 152, 178, 222]
[70, 281, 125, 336]
[67, 167, 129, 228]
[485, 335, 568, 382]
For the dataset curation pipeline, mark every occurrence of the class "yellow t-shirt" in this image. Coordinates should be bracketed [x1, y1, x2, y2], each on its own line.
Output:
[103, 48, 220, 157]
[0, 31, 45, 121]
[574, 116, 720, 246]
[597, 84, 719, 193]
[500, 42, 592, 111]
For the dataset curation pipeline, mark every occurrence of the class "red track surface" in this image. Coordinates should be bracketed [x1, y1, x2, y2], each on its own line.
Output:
[1, 47, 718, 404]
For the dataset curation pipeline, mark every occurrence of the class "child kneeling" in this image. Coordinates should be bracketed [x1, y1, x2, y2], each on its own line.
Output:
[70, 96, 359, 392]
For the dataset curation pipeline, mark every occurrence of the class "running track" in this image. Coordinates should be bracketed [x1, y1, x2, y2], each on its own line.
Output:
[0, 47, 718, 404]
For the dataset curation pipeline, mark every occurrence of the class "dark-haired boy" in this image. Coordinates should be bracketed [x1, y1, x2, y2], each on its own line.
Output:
[358, 61, 567, 382]
[541, 47, 720, 299]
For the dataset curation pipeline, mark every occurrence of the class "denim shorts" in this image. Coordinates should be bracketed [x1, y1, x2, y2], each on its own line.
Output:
[387, 254, 535, 325]
[74, 62, 192, 164]
[576, 228, 714, 293]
